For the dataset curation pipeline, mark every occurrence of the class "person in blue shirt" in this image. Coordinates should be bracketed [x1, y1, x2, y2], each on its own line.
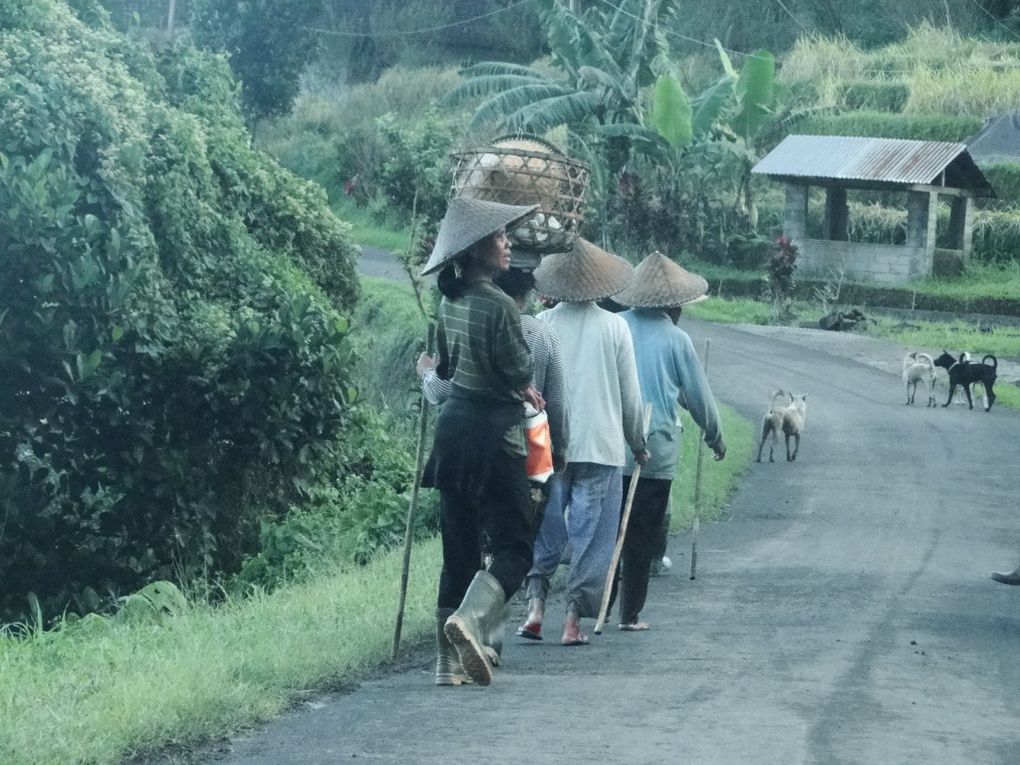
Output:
[611, 251, 726, 631]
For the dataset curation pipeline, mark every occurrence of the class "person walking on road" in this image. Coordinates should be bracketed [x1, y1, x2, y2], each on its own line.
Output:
[518, 239, 649, 647]
[608, 251, 726, 630]
[417, 266, 569, 481]
[419, 197, 544, 687]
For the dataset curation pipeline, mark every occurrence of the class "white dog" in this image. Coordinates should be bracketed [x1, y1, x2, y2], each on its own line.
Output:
[902, 351, 936, 407]
[756, 389, 808, 463]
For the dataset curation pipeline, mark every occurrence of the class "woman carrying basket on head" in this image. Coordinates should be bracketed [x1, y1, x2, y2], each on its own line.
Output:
[420, 196, 545, 688]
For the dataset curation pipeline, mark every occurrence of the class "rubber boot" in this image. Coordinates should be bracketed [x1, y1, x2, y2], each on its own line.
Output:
[444, 571, 505, 686]
[435, 608, 470, 686]
[483, 605, 505, 668]
[991, 565, 1020, 585]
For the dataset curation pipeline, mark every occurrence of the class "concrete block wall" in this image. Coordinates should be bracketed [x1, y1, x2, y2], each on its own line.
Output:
[796, 239, 933, 285]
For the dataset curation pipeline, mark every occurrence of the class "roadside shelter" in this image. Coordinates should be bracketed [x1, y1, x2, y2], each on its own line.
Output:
[752, 135, 994, 285]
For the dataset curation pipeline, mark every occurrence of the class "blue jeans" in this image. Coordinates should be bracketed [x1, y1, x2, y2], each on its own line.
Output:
[526, 462, 623, 618]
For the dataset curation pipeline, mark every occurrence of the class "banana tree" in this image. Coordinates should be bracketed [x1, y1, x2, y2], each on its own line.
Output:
[638, 42, 775, 237]
[444, 0, 679, 169]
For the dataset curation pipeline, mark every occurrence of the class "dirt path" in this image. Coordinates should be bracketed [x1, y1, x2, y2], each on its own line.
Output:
[205, 311, 1020, 765]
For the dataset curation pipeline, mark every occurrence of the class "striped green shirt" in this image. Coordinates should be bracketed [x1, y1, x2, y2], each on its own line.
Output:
[435, 280, 533, 403]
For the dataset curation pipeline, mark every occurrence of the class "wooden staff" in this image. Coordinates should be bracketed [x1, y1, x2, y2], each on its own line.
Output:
[690, 338, 711, 581]
[594, 404, 652, 635]
[391, 196, 433, 660]
[391, 324, 434, 660]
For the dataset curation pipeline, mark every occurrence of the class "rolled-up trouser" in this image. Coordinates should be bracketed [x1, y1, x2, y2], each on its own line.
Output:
[526, 462, 622, 618]
[437, 452, 534, 610]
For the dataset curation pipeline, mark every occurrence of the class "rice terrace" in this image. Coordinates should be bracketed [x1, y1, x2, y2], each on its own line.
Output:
[2, 1, 1020, 764]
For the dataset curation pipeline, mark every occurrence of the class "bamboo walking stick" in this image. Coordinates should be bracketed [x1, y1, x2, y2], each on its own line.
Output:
[690, 338, 711, 581]
[594, 404, 652, 635]
[391, 195, 433, 660]
[391, 324, 433, 660]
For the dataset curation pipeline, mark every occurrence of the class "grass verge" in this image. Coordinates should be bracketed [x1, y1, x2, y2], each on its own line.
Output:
[0, 539, 442, 765]
[332, 196, 411, 253]
[672, 403, 756, 530]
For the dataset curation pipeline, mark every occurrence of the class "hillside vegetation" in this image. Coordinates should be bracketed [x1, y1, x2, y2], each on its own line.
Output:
[758, 25, 1020, 267]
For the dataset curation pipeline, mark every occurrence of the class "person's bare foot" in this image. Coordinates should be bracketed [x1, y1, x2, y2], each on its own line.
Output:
[561, 612, 588, 646]
[516, 598, 545, 640]
[618, 621, 650, 631]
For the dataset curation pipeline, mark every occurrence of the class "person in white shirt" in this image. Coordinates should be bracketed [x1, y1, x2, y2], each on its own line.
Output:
[517, 238, 649, 646]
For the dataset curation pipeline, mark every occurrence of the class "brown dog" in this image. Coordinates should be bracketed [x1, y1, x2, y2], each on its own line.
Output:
[756, 389, 808, 463]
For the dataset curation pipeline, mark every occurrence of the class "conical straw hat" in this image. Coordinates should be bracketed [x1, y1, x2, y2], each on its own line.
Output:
[613, 251, 709, 308]
[422, 197, 539, 276]
[533, 238, 633, 302]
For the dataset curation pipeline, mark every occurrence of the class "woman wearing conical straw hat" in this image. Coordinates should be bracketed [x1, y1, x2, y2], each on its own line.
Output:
[608, 251, 726, 631]
[518, 238, 650, 647]
[419, 196, 545, 687]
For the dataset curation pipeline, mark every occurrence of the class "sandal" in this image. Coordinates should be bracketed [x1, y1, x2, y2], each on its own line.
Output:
[618, 621, 650, 631]
[516, 621, 543, 640]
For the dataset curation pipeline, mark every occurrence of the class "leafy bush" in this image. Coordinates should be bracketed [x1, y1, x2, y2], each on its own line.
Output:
[258, 65, 467, 228]
[763, 235, 798, 321]
[0, 0, 359, 621]
[189, 0, 324, 124]
[792, 111, 982, 142]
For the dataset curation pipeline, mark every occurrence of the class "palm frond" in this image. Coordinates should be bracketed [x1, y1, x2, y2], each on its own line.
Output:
[596, 122, 673, 164]
[458, 61, 548, 79]
[470, 84, 577, 128]
[577, 66, 628, 101]
[445, 74, 554, 106]
[507, 91, 605, 134]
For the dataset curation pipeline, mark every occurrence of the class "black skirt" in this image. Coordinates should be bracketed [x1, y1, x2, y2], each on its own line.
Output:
[421, 389, 523, 499]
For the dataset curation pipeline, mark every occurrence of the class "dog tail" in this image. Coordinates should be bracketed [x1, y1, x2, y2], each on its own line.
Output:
[769, 389, 786, 411]
[983, 354, 998, 369]
[914, 352, 935, 368]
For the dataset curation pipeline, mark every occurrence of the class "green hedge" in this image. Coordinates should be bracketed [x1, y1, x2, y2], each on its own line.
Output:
[792, 111, 982, 142]
[839, 81, 910, 112]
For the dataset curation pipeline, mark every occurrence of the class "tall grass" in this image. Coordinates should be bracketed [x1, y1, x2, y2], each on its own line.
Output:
[0, 539, 443, 765]
[905, 64, 1020, 116]
[780, 33, 867, 82]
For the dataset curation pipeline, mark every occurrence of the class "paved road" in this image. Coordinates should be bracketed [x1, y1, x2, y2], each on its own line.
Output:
[210, 251, 1020, 764]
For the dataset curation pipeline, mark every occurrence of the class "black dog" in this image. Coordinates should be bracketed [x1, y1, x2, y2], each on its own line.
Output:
[933, 350, 997, 411]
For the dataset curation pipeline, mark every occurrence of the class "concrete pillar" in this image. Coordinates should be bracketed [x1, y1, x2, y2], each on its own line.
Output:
[948, 196, 974, 266]
[824, 187, 848, 241]
[906, 190, 937, 278]
[784, 183, 808, 244]
[905, 191, 929, 248]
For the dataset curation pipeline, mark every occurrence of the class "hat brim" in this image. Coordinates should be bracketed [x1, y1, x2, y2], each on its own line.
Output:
[533, 238, 633, 302]
[612, 251, 709, 308]
[422, 198, 539, 276]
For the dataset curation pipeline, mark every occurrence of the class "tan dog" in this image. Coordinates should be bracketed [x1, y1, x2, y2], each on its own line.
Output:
[756, 389, 808, 463]
[902, 351, 936, 407]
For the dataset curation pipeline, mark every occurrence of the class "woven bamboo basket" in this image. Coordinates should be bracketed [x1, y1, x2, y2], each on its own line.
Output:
[450, 137, 590, 255]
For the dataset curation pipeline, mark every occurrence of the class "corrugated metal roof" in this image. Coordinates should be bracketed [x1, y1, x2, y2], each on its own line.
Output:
[753, 135, 971, 186]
